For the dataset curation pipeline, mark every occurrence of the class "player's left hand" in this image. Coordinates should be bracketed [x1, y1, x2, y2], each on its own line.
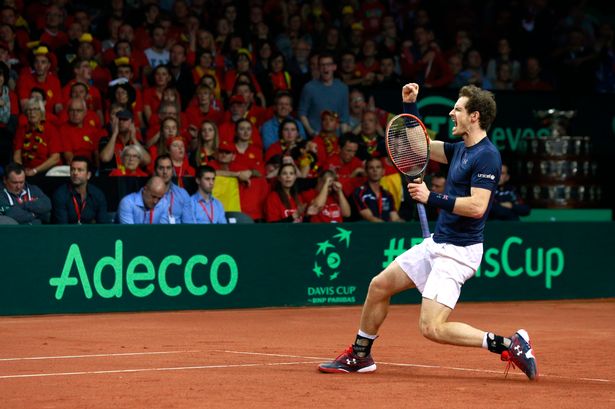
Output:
[402, 83, 419, 103]
[407, 179, 430, 204]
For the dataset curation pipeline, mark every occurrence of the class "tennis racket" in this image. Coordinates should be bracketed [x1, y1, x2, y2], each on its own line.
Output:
[385, 113, 431, 238]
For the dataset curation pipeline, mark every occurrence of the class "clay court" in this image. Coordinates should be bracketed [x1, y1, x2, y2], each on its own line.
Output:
[1, 299, 614, 409]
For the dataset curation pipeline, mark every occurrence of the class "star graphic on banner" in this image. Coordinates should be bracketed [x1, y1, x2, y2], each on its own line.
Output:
[316, 240, 335, 255]
[313, 262, 324, 278]
[333, 228, 352, 248]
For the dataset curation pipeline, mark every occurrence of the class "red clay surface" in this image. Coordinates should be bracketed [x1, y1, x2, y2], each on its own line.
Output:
[1, 299, 614, 409]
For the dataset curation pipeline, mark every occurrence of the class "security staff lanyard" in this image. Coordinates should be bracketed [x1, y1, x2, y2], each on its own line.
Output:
[198, 198, 214, 223]
[71, 191, 87, 224]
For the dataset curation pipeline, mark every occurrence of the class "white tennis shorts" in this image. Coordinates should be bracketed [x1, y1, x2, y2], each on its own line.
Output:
[395, 236, 483, 309]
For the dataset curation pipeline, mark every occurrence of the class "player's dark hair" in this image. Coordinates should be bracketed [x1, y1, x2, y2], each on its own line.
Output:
[459, 85, 497, 131]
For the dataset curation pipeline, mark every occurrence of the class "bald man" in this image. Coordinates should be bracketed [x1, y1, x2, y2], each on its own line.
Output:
[118, 176, 171, 224]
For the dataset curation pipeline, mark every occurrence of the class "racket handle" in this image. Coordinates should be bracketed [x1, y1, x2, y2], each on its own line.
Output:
[416, 203, 430, 238]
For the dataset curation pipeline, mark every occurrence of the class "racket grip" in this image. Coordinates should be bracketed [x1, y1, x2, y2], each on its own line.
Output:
[416, 203, 430, 238]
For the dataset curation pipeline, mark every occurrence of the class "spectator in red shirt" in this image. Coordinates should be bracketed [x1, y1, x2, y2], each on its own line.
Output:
[167, 136, 195, 186]
[147, 116, 182, 173]
[190, 119, 219, 168]
[142, 64, 172, 125]
[326, 134, 365, 197]
[107, 80, 141, 128]
[76, 33, 112, 96]
[233, 81, 269, 128]
[312, 110, 341, 164]
[185, 84, 224, 132]
[39, 5, 68, 51]
[17, 47, 62, 115]
[265, 118, 301, 162]
[264, 163, 305, 223]
[109, 144, 149, 177]
[145, 101, 190, 148]
[62, 59, 103, 123]
[99, 108, 150, 175]
[57, 82, 101, 129]
[224, 48, 265, 105]
[12, 98, 61, 177]
[302, 169, 351, 223]
[233, 118, 265, 177]
[218, 94, 263, 148]
[59, 97, 101, 167]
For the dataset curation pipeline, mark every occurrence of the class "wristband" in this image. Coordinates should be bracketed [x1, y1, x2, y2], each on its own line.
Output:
[427, 192, 456, 212]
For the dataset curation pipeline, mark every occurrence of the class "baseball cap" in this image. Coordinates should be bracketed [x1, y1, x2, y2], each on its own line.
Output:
[116, 109, 133, 120]
[321, 110, 339, 120]
[229, 94, 246, 105]
[218, 139, 235, 152]
[79, 33, 94, 43]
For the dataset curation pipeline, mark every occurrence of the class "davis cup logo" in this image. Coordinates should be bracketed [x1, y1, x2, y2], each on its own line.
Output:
[312, 227, 351, 281]
[307, 227, 357, 305]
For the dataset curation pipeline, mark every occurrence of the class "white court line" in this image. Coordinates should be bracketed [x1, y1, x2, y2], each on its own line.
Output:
[0, 361, 317, 379]
[217, 350, 613, 384]
[1, 349, 611, 384]
[0, 350, 200, 362]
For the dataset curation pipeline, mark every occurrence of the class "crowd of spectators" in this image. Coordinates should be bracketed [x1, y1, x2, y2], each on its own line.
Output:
[0, 0, 611, 224]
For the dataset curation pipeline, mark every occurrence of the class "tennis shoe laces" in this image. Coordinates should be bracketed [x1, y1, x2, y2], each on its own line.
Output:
[318, 345, 377, 373]
[501, 329, 538, 381]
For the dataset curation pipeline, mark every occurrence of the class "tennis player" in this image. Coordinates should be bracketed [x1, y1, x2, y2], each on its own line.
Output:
[318, 83, 538, 380]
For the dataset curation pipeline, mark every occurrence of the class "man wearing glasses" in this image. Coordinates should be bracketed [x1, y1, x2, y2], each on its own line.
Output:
[298, 52, 350, 138]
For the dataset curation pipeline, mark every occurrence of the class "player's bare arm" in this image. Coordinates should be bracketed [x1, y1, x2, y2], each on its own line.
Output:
[429, 140, 447, 164]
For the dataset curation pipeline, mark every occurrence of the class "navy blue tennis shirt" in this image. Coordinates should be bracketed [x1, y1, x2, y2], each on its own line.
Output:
[434, 138, 501, 246]
[402, 101, 501, 246]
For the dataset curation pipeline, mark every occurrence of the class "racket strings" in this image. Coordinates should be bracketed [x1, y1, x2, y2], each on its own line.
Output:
[387, 123, 428, 175]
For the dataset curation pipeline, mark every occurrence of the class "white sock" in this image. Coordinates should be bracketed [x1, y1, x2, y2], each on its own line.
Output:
[358, 329, 377, 340]
[481, 332, 489, 349]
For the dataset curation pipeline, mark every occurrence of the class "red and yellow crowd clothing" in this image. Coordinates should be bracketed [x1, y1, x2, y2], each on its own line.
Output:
[13, 122, 61, 168]
[141, 87, 164, 118]
[185, 104, 224, 128]
[61, 80, 103, 113]
[238, 177, 269, 221]
[173, 162, 195, 188]
[300, 189, 344, 223]
[39, 30, 69, 51]
[223, 70, 263, 95]
[145, 112, 191, 144]
[264, 190, 302, 222]
[234, 145, 265, 175]
[326, 154, 365, 197]
[109, 166, 149, 177]
[17, 70, 62, 112]
[57, 109, 101, 129]
[312, 132, 340, 162]
[264, 140, 294, 163]
[101, 130, 144, 168]
[58, 122, 102, 162]
[269, 71, 292, 93]
[218, 120, 263, 150]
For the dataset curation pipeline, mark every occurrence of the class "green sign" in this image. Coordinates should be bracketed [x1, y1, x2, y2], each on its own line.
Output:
[0, 223, 613, 315]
